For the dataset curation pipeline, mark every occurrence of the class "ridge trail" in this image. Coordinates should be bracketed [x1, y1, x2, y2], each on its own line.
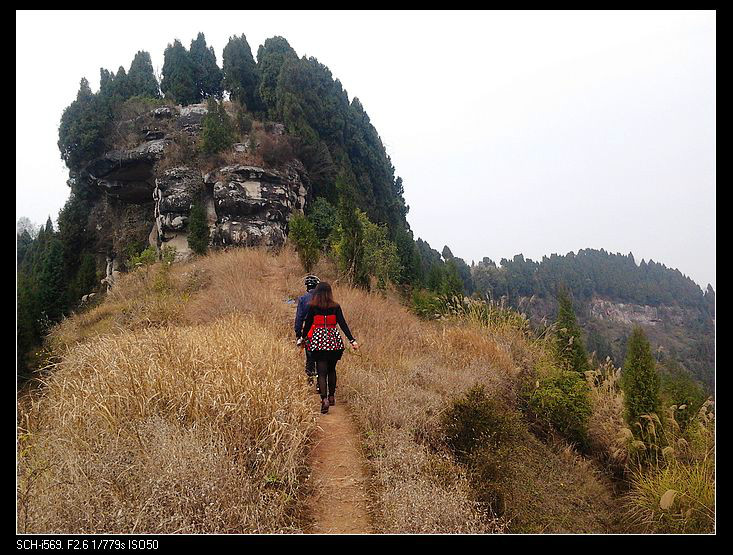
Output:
[305, 400, 372, 534]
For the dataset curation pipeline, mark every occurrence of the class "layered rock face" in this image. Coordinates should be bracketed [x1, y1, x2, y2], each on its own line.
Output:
[81, 102, 309, 265]
[152, 162, 307, 259]
[588, 298, 689, 327]
[207, 164, 307, 248]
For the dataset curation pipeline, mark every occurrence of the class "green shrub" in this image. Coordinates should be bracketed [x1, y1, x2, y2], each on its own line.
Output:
[288, 214, 320, 272]
[200, 98, 234, 156]
[161, 245, 177, 266]
[128, 246, 157, 268]
[358, 210, 402, 289]
[332, 185, 368, 287]
[441, 385, 523, 515]
[410, 288, 443, 319]
[235, 103, 253, 136]
[442, 385, 522, 464]
[659, 361, 706, 430]
[526, 368, 592, 448]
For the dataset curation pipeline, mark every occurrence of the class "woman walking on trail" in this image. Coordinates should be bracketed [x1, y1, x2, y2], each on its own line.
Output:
[299, 282, 359, 414]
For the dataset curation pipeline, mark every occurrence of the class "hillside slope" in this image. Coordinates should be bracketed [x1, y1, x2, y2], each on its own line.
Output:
[18, 247, 620, 533]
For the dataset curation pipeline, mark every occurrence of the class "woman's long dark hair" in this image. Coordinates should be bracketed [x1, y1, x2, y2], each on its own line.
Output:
[309, 282, 339, 310]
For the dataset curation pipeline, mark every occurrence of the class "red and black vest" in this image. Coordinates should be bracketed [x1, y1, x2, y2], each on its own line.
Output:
[306, 314, 344, 351]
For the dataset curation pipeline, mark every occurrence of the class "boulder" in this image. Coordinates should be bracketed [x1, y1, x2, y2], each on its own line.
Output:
[178, 103, 208, 127]
[143, 129, 165, 141]
[151, 106, 174, 118]
[206, 163, 307, 248]
[153, 167, 204, 260]
[155, 167, 203, 215]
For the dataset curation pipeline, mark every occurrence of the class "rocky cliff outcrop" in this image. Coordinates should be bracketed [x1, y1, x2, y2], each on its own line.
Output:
[588, 298, 690, 327]
[80, 102, 309, 267]
[207, 163, 307, 248]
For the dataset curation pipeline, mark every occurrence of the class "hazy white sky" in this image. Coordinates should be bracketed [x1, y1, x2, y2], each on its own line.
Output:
[16, 10, 716, 289]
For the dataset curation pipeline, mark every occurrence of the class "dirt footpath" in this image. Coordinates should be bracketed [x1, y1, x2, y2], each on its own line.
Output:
[306, 401, 372, 534]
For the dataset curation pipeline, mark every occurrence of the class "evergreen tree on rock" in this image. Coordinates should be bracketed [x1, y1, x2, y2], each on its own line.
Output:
[187, 201, 210, 255]
[190, 33, 222, 99]
[200, 98, 234, 155]
[222, 34, 260, 112]
[59, 77, 111, 168]
[256, 36, 298, 117]
[128, 51, 161, 99]
[110, 66, 132, 102]
[161, 39, 198, 106]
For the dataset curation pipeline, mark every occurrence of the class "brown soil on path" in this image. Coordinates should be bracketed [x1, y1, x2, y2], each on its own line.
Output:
[305, 399, 373, 534]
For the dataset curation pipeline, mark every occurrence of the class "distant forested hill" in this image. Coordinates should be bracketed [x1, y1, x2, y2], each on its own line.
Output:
[471, 249, 713, 312]
[471, 248, 715, 389]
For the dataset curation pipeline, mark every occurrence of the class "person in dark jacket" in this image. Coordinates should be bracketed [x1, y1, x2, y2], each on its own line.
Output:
[299, 281, 359, 414]
[295, 275, 320, 390]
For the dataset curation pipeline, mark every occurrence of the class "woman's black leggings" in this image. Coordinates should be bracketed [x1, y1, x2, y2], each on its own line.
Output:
[316, 359, 337, 399]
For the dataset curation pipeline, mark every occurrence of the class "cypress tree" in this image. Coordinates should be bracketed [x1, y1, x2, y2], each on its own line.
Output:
[621, 327, 661, 427]
[161, 39, 198, 105]
[38, 238, 66, 322]
[17, 229, 33, 265]
[110, 66, 132, 102]
[336, 180, 368, 287]
[17, 270, 40, 377]
[288, 214, 320, 272]
[68, 253, 98, 305]
[77, 77, 93, 101]
[222, 34, 260, 111]
[555, 286, 590, 374]
[190, 33, 222, 99]
[57, 192, 91, 283]
[256, 36, 298, 117]
[442, 260, 464, 298]
[427, 263, 444, 292]
[99, 68, 114, 97]
[187, 201, 209, 255]
[59, 78, 110, 169]
[128, 51, 160, 98]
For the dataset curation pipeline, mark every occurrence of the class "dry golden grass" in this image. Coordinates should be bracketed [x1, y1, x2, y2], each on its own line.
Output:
[19, 248, 316, 533]
[585, 361, 629, 474]
[18, 315, 315, 533]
